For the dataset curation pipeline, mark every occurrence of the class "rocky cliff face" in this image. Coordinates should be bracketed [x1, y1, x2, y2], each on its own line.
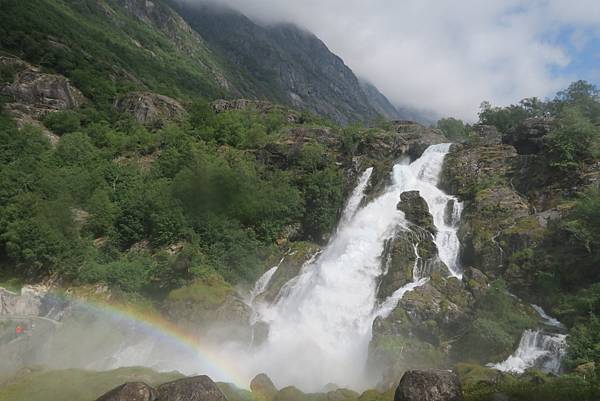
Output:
[174, 2, 400, 125]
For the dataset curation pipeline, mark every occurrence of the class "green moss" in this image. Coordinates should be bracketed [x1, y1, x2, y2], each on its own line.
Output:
[0, 366, 183, 401]
[166, 273, 233, 309]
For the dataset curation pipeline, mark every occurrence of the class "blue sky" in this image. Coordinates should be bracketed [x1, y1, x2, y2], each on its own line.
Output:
[554, 27, 600, 90]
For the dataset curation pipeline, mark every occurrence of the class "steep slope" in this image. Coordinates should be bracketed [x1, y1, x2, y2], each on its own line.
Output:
[173, 1, 390, 125]
[0, 0, 234, 105]
[359, 80, 402, 120]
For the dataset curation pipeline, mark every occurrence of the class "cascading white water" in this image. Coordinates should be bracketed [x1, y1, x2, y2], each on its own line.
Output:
[339, 167, 374, 226]
[490, 330, 567, 374]
[240, 143, 461, 391]
[491, 305, 566, 374]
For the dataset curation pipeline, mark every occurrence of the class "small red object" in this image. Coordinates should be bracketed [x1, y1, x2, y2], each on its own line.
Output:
[15, 325, 23, 335]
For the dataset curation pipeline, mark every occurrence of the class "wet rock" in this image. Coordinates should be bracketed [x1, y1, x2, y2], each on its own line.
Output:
[156, 376, 227, 401]
[397, 191, 436, 235]
[394, 369, 463, 401]
[115, 91, 186, 128]
[257, 242, 321, 303]
[377, 231, 448, 300]
[251, 321, 270, 347]
[96, 382, 157, 401]
[503, 117, 554, 155]
[250, 373, 278, 401]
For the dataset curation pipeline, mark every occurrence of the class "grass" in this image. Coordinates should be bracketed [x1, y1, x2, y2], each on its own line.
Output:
[0, 366, 184, 401]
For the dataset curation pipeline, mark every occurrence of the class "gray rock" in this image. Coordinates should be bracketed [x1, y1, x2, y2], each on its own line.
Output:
[157, 376, 228, 401]
[114, 91, 186, 127]
[0, 56, 85, 118]
[395, 370, 463, 401]
[96, 382, 157, 401]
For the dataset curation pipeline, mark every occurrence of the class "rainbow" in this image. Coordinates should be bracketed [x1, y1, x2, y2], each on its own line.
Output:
[49, 293, 250, 389]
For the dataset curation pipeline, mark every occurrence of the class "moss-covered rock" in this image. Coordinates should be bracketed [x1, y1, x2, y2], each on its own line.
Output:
[397, 191, 436, 235]
[162, 273, 251, 341]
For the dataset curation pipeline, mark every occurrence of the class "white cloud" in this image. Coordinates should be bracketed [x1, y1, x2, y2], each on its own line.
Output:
[197, 0, 600, 120]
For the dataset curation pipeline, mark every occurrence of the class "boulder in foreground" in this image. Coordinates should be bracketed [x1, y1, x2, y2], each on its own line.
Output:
[156, 376, 228, 401]
[96, 382, 157, 401]
[395, 369, 463, 401]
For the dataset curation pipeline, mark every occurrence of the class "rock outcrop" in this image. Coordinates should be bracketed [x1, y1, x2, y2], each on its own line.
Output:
[0, 56, 86, 119]
[96, 382, 158, 401]
[114, 92, 186, 128]
[394, 370, 463, 401]
[503, 117, 554, 155]
[397, 191, 436, 235]
[250, 373, 278, 401]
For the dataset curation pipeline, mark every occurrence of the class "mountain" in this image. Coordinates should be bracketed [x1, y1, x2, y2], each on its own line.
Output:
[359, 80, 403, 120]
[172, 1, 399, 125]
[0, 0, 403, 125]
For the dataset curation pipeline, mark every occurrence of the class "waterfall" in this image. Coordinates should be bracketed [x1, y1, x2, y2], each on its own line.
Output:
[241, 143, 461, 391]
[490, 330, 567, 374]
[340, 167, 374, 226]
[491, 305, 566, 374]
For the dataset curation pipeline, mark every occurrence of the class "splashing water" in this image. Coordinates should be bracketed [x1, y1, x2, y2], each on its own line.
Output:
[490, 330, 567, 374]
[237, 143, 461, 391]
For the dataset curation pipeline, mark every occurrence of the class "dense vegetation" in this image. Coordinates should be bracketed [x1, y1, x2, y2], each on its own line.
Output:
[438, 81, 600, 380]
[0, 0, 228, 107]
[0, 97, 354, 296]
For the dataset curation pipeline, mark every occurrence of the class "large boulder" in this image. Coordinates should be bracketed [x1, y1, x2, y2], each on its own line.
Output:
[156, 376, 228, 401]
[115, 91, 186, 127]
[96, 382, 157, 401]
[250, 373, 278, 401]
[397, 191, 436, 235]
[394, 370, 463, 401]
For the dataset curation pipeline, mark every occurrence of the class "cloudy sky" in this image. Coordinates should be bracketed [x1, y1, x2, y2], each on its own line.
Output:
[204, 0, 600, 120]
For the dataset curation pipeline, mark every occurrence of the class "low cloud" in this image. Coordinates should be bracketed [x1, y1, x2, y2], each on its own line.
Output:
[193, 0, 600, 120]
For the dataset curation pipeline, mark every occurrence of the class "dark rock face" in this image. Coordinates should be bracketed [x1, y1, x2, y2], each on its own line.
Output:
[96, 382, 157, 401]
[395, 370, 463, 401]
[250, 373, 278, 401]
[503, 117, 554, 155]
[115, 92, 186, 127]
[156, 376, 228, 401]
[398, 191, 436, 235]
[177, 3, 398, 125]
